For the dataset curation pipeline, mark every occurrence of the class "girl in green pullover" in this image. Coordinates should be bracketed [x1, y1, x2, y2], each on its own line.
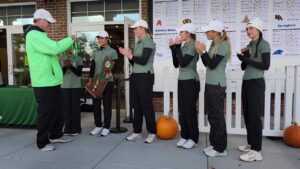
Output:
[169, 23, 200, 149]
[195, 20, 231, 157]
[237, 17, 270, 162]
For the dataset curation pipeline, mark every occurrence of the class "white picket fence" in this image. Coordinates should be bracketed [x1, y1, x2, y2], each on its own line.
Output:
[163, 65, 300, 137]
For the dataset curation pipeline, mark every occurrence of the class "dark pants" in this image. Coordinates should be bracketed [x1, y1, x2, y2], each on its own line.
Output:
[131, 73, 156, 134]
[242, 78, 265, 151]
[93, 82, 114, 129]
[178, 80, 200, 143]
[61, 88, 82, 134]
[33, 85, 64, 149]
[205, 84, 227, 152]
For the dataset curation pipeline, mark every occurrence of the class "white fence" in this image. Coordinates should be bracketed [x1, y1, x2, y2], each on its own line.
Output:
[163, 65, 300, 137]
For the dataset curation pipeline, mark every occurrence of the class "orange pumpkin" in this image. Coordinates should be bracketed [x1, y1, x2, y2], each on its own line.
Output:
[156, 115, 178, 140]
[283, 122, 300, 148]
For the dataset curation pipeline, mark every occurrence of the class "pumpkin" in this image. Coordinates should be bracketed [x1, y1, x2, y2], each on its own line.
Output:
[283, 122, 300, 148]
[156, 115, 178, 140]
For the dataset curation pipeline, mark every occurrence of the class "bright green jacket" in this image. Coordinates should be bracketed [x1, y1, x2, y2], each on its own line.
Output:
[25, 27, 73, 87]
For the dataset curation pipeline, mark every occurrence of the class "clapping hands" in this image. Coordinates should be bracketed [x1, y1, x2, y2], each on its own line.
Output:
[195, 40, 206, 54]
[119, 47, 133, 60]
[169, 37, 183, 46]
[237, 47, 250, 62]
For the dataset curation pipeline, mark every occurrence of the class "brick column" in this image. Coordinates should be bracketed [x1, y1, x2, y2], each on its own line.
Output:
[36, 0, 68, 40]
[141, 0, 148, 21]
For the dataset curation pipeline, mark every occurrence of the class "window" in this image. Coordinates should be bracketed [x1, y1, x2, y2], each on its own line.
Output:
[0, 4, 36, 26]
[71, 0, 139, 23]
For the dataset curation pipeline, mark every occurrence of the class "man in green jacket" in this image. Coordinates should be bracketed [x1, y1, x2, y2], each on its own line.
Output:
[24, 9, 76, 151]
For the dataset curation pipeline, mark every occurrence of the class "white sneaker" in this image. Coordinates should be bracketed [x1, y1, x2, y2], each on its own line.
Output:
[126, 133, 142, 141]
[101, 128, 110, 137]
[90, 127, 103, 136]
[205, 148, 228, 157]
[70, 133, 80, 136]
[238, 145, 251, 152]
[145, 134, 156, 144]
[182, 139, 197, 149]
[49, 136, 72, 143]
[176, 138, 188, 147]
[203, 146, 213, 153]
[39, 144, 55, 151]
[240, 150, 263, 162]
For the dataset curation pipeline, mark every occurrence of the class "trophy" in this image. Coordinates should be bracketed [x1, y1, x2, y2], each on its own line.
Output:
[84, 56, 115, 98]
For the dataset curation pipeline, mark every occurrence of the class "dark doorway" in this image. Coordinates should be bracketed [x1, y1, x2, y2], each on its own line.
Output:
[105, 24, 125, 109]
[105, 24, 124, 75]
[0, 29, 7, 85]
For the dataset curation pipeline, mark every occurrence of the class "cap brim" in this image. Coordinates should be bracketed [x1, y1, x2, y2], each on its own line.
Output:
[96, 36, 109, 39]
[130, 24, 138, 28]
[176, 27, 183, 33]
[177, 27, 196, 34]
[246, 23, 262, 32]
[201, 26, 210, 32]
[47, 18, 56, 23]
[246, 23, 257, 28]
[130, 24, 148, 29]
[177, 26, 190, 33]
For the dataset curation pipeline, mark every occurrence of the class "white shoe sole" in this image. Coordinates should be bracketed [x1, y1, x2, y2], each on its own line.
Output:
[238, 146, 251, 152]
[145, 139, 155, 144]
[182, 144, 198, 149]
[90, 132, 101, 136]
[176, 141, 188, 148]
[38, 145, 55, 151]
[205, 151, 228, 157]
[203, 146, 213, 153]
[240, 157, 263, 162]
[101, 133, 110, 137]
[49, 139, 71, 143]
[126, 135, 142, 141]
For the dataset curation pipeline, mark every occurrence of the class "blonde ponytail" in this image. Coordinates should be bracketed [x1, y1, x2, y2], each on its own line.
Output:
[220, 30, 232, 62]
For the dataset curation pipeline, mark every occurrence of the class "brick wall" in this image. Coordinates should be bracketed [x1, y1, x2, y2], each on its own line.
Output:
[1, 0, 68, 40]
[153, 96, 164, 112]
[36, 0, 68, 40]
[141, 0, 148, 21]
[0, 0, 29, 2]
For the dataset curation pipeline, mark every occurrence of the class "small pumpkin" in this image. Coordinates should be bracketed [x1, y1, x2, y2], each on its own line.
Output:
[283, 122, 300, 148]
[156, 115, 178, 140]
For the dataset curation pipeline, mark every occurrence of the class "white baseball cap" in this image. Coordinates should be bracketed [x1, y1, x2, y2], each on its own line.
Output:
[177, 23, 196, 34]
[96, 31, 109, 38]
[33, 9, 56, 23]
[246, 17, 263, 32]
[130, 20, 148, 29]
[201, 20, 224, 33]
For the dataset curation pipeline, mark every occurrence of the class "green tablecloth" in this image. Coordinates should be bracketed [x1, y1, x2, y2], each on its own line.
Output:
[0, 86, 37, 126]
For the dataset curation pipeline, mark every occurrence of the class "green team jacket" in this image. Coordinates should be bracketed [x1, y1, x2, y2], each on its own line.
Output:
[24, 25, 74, 87]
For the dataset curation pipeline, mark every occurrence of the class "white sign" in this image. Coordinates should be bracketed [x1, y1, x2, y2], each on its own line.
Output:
[153, 0, 300, 61]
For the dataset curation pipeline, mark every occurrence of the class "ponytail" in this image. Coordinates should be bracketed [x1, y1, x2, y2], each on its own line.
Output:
[220, 30, 232, 62]
[146, 28, 153, 39]
[254, 31, 263, 58]
[191, 33, 196, 41]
